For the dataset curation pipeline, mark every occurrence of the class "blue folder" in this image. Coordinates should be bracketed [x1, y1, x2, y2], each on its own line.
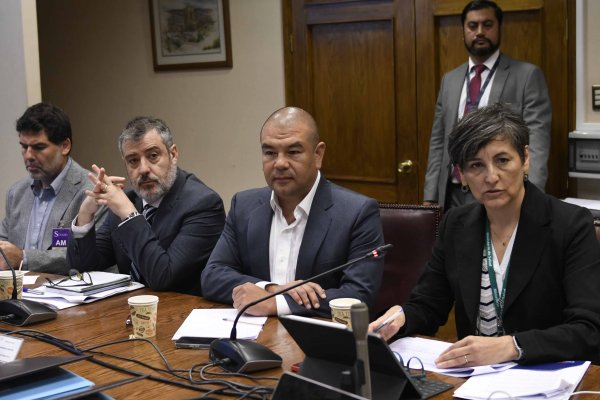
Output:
[0, 367, 93, 400]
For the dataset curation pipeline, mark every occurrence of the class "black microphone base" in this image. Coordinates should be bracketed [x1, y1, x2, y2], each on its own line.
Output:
[209, 338, 282, 373]
[0, 299, 57, 326]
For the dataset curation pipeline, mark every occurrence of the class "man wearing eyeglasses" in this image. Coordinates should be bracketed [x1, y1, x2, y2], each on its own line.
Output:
[67, 116, 225, 296]
[0, 103, 106, 274]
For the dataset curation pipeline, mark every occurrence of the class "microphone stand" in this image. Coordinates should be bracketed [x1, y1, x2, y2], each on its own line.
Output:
[209, 244, 391, 373]
[230, 243, 392, 340]
[351, 302, 372, 398]
[0, 247, 57, 326]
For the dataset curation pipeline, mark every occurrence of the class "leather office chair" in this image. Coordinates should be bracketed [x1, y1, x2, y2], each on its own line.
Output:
[374, 204, 442, 318]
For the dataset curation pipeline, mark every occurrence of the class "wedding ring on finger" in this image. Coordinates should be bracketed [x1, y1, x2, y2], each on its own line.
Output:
[102, 183, 108, 192]
[464, 354, 469, 365]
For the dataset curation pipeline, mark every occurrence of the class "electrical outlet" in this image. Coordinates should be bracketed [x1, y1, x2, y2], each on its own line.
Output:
[593, 85, 600, 111]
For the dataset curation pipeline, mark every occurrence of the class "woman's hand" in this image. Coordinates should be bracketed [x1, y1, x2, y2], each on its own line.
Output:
[368, 305, 405, 341]
[435, 335, 518, 368]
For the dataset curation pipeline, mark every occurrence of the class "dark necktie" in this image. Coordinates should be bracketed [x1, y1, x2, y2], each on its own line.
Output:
[452, 64, 487, 184]
[464, 64, 487, 115]
[143, 204, 157, 225]
[130, 205, 158, 282]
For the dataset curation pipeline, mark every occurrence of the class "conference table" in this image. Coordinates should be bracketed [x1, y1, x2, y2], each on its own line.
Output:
[3, 276, 600, 399]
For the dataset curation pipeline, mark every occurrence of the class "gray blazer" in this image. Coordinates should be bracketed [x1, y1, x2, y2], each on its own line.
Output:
[0, 159, 105, 274]
[423, 54, 552, 207]
[201, 176, 385, 317]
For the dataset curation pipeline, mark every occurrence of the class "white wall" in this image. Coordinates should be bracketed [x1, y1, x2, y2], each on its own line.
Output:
[37, 0, 285, 210]
[0, 0, 41, 218]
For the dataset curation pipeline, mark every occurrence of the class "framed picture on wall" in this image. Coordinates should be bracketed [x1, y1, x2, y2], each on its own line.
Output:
[149, 0, 232, 71]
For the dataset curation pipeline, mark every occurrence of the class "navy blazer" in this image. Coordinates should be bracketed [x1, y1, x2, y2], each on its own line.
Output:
[68, 169, 225, 295]
[402, 183, 600, 364]
[201, 176, 384, 316]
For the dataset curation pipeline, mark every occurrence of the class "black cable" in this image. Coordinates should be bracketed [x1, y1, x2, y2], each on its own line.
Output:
[54, 375, 149, 400]
[2, 328, 276, 399]
[199, 366, 279, 382]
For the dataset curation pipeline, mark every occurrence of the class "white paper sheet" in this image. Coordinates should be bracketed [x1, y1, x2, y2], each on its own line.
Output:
[389, 336, 516, 377]
[22, 282, 145, 310]
[172, 309, 267, 340]
[453, 361, 591, 400]
[22, 275, 38, 285]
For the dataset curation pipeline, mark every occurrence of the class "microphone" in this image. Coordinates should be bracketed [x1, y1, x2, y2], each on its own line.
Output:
[209, 244, 392, 373]
[0, 247, 57, 326]
[351, 302, 372, 398]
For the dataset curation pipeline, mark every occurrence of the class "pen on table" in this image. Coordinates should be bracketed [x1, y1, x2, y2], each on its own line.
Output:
[373, 306, 403, 333]
[22, 287, 44, 295]
[222, 317, 263, 326]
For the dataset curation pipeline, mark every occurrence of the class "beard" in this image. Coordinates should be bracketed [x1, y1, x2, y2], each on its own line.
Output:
[132, 161, 177, 204]
[465, 36, 500, 59]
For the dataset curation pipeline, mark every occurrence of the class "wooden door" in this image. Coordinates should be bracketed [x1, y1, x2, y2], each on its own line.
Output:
[284, 0, 418, 203]
[284, 0, 570, 203]
[415, 0, 570, 199]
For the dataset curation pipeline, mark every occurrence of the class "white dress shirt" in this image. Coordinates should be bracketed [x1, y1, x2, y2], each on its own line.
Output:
[256, 171, 321, 315]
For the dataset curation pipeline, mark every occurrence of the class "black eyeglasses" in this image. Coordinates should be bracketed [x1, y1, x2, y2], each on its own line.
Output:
[405, 356, 426, 380]
[45, 271, 93, 287]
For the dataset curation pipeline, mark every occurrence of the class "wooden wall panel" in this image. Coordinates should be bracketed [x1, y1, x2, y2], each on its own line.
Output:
[311, 21, 396, 183]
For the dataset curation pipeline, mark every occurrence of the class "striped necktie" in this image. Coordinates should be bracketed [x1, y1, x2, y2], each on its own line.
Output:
[143, 204, 157, 225]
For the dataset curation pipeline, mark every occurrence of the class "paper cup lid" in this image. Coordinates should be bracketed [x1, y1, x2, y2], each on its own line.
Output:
[128, 295, 159, 305]
[329, 298, 361, 309]
[0, 270, 24, 279]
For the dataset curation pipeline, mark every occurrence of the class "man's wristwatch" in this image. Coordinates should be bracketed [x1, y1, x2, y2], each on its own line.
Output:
[121, 211, 140, 223]
[512, 335, 525, 361]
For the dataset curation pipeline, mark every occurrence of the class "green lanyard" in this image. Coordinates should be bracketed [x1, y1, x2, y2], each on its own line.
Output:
[484, 219, 510, 336]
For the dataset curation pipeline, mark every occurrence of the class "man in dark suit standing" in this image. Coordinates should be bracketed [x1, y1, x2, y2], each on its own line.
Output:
[0, 103, 106, 274]
[423, 0, 551, 209]
[67, 117, 225, 295]
[202, 107, 384, 317]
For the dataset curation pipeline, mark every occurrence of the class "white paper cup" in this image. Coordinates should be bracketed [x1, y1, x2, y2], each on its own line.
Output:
[128, 295, 159, 338]
[0, 270, 24, 300]
[329, 298, 361, 328]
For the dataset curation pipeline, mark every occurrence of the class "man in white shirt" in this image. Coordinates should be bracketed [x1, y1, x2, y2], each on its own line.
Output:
[201, 107, 384, 317]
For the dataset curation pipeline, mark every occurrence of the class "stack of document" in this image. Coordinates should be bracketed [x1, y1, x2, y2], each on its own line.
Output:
[172, 309, 267, 340]
[23, 272, 144, 310]
[454, 361, 590, 399]
[43, 271, 131, 295]
[390, 336, 516, 377]
[390, 336, 590, 399]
